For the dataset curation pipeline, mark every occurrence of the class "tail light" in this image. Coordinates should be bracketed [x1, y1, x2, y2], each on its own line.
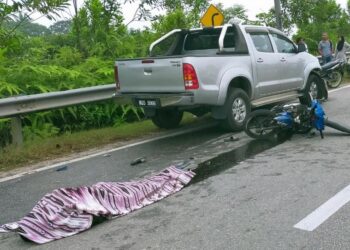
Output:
[183, 63, 199, 90]
[114, 65, 120, 91]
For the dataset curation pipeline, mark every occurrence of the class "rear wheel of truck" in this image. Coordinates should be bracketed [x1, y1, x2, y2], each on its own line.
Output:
[221, 88, 251, 131]
[151, 108, 184, 129]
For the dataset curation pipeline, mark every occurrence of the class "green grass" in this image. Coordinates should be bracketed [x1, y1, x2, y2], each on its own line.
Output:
[0, 113, 200, 172]
[343, 72, 350, 82]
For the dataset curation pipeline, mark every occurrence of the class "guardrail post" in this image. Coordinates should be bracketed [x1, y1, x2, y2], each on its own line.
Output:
[10, 116, 23, 146]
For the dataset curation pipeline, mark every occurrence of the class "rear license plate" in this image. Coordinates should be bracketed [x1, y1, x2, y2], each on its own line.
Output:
[136, 99, 159, 107]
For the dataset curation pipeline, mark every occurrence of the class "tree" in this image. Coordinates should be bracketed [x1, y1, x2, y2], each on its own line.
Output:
[49, 20, 72, 34]
[280, 0, 350, 53]
[255, 9, 276, 27]
[3, 13, 50, 37]
[221, 4, 249, 24]
[126, 0, 209, 27]
[152, 8, 192, 34]
[72, 0, 126, 57]
[0, 0, 69, 46]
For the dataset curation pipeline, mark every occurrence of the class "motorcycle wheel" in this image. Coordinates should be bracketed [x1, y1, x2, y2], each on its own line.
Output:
[296, 125, 312, 134]
[244, 110, 279, 139]
[327, 71, 342, 89]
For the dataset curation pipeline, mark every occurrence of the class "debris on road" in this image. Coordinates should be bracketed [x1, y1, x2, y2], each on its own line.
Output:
[103, 153, 111, 157]
[130, 157, 146, 166]
[224, 136, 240, 142]
[306, 131, 316, 138]
[0, 166, 195, 244]
[56, 166, 68, 172]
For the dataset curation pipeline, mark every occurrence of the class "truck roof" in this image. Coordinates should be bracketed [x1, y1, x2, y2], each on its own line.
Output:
[188, 24, 286, 37]
[242, 25, 286, 36]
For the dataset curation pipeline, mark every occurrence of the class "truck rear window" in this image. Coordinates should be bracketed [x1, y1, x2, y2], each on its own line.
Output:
[184, 27, 236, 51]
[149, 26, 247, 57]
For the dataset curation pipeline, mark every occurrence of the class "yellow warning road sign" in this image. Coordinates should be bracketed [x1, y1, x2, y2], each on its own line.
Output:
[200, 4, 224, 27]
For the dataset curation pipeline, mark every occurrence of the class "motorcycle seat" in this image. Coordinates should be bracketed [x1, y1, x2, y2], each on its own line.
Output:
[321, 60, 340, 70]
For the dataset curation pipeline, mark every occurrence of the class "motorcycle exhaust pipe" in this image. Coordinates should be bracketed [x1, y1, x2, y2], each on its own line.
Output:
[325, 119, 350, 134]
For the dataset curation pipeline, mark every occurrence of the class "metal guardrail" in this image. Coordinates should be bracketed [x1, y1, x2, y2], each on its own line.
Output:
[0, 84, 115, 118]
[0, 84, 116, 145]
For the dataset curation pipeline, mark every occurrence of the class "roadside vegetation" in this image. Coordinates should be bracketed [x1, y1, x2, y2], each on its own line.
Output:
[0, 0, 211, 148]
[0, 113, 203, 172]
[1, 0, 350, 170]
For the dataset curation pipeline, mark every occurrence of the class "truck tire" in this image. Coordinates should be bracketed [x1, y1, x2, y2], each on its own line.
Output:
[221, 88, 251, 131]
[299, 74, 325, 106]
[151, 108, 183, 129]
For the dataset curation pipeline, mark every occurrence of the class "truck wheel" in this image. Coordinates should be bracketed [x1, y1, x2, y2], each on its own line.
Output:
[299, 74, 325, 106]
[221, 88, 251, 131]
[151, 108, 183, 129]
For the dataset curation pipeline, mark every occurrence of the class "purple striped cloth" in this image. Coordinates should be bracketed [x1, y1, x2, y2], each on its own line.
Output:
[0, 166, 194, 244]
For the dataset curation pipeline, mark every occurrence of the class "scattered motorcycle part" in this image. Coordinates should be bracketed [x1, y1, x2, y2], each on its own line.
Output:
[56, 166, 68, 172]
[130, 157, 146, 166]
[224, 136, 240, 142]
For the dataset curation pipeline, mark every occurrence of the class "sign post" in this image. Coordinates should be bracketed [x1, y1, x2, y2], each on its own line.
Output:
[274, 0, 283, 30]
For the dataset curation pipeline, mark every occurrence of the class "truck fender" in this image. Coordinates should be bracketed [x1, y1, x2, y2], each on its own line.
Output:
[303, 62, 322, 90]
[216, 68, 254, 106]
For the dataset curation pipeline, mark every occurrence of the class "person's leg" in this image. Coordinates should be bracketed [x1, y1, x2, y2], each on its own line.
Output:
[325, 55, 332, 63]
[321, 56, 327, 65]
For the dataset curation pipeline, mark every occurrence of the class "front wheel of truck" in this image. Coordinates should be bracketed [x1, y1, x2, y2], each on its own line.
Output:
[299, 74, 327, 106]
[221, 88, 251, 131]
[151, 108, 184, 129]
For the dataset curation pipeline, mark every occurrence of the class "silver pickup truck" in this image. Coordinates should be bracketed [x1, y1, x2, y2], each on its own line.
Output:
[114, 21, 325, 130]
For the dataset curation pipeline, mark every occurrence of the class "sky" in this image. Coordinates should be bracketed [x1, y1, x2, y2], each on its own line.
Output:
[34, 0, 349, 29]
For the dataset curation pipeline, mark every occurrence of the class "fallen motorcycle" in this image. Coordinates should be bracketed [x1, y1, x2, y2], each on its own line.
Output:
[244, 100, 350, 140]
[320, 59, 346, 89]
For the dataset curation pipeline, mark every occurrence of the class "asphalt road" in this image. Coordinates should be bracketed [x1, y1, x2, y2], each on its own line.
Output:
[1, 86, 350, 249]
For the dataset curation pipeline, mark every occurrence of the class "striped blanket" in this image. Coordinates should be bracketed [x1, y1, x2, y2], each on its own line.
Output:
[0, 166, 195, 244]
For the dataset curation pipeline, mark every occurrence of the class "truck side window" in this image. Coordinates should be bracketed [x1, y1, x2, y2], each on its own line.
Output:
[151, 32, 182, 56]
[271, 34, 296, 54]
[250, 33, 274, 53]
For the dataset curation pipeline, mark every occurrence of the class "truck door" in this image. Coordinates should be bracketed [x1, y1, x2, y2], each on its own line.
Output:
[249, 32, 283, 96]
[270, 33, 305, 91]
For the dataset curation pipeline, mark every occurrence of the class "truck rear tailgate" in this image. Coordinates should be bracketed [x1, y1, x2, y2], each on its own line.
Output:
[117, 58, 185, 93]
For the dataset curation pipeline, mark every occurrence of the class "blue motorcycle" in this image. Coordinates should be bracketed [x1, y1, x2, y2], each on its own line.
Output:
[244, 100, 348, 140]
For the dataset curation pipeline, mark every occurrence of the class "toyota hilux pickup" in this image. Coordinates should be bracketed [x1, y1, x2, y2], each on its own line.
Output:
[114, 21, 325, 130]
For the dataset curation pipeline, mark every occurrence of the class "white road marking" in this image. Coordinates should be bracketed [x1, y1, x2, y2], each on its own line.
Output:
[328, 84, 350, 93]
[294, 184, 350, 231]
[0, 123, 216, 183]
[293, 84, 350, 232]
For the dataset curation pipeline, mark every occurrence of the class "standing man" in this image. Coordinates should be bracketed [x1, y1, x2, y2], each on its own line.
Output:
[318, 32, 333, 64]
